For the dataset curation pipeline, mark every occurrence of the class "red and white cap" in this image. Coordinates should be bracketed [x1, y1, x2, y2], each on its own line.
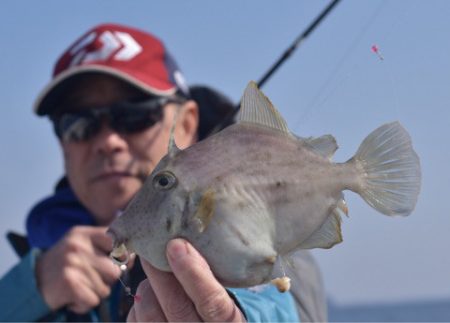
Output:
[34, 23, 190, 115]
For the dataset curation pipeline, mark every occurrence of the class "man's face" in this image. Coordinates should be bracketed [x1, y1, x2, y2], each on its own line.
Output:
[58, 74, 198, 225]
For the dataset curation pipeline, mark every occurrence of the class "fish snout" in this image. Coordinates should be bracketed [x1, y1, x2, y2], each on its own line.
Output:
[107, 225, 130, 266]
[106, 225, 122, 248]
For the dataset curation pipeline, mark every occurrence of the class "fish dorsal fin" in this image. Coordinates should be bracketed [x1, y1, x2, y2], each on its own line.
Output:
[167, 108, 181, 158]
[238, 81, 290, 135]
[298, 211, 343, 250]
[304, 135, 338, 160]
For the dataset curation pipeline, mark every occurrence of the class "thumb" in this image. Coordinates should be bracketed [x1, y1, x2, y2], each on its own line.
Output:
[166, 238, 210, 273]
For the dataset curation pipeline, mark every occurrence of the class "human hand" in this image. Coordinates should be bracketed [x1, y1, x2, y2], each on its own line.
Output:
[127, 238, 246, 322]
[35, 226, 122, 313]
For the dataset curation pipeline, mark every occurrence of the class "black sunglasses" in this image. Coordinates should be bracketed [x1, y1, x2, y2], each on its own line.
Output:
[51, 96, 185, 142]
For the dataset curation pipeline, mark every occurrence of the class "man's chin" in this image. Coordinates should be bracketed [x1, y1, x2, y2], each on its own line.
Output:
[88, 178, 142, 224]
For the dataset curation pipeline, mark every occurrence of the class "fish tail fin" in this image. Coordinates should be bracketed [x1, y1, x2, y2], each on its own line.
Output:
[351, 122, 421, 216]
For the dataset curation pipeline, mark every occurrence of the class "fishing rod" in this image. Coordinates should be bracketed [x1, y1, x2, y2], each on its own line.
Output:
[207, 0, 342, 136]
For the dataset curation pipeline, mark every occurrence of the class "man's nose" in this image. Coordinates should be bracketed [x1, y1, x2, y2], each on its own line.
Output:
[92, 122, 128, 155]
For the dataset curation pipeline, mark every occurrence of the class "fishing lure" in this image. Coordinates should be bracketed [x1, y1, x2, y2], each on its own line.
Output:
[371, 44, 384, 60]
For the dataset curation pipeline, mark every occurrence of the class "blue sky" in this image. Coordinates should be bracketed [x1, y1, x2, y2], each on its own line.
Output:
[1, 0, 449, 305]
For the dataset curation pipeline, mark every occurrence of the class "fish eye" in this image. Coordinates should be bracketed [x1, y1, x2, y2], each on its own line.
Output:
[153, 171, 177, 190]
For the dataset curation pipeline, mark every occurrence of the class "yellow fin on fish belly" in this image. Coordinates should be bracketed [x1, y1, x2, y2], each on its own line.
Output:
[192, 188, 216, 233]
[298, 210, 343, 250]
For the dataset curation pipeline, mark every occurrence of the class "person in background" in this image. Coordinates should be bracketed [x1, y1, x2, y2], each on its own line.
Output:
[0, 23, 326, 322]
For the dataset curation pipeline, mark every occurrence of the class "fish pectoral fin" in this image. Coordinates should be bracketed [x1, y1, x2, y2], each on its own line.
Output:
[191, 189, 216, 233]
[304, 134, 338, 160]
[238, 81, 291, 136]
[298, 210, 343, 249]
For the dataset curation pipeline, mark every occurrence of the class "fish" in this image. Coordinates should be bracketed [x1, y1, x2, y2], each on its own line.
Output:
[108, 81, 421, 290]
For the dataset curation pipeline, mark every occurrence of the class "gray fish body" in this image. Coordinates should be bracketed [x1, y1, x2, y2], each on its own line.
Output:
[109, 82, 421, 288]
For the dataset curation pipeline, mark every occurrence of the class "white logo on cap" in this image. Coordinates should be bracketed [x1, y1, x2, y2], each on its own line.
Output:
[69, 31, 142, 67]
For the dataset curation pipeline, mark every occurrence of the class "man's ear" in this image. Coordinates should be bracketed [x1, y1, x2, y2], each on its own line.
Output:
[58, 140, 71, 173]
[59, 139, 69, 160]
[175, 100, 199, 148]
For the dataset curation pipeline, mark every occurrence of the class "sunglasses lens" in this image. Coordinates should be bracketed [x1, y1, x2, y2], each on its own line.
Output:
[53, 97, 174, 141]
[111, 103, 163, 134]
[56, 114, 99, 141]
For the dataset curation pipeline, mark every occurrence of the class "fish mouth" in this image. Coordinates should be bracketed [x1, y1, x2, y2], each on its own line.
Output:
[107, 228, 131, 266]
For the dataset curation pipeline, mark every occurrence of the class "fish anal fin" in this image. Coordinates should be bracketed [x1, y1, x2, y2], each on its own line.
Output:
[238, 81, 291, 135]
[298, 210, 343, 250]
[304, 135, 338, 160]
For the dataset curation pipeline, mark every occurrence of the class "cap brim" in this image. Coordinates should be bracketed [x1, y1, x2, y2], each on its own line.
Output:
[34, 65, 178, 116]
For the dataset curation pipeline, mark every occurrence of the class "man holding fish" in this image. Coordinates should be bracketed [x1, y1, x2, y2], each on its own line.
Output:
[0, 23, 328, 322]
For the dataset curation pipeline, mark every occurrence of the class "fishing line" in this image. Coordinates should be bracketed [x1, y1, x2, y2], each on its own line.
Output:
[370, 0, 419, 120]
[207, 0, 342, 137]
[377, 0, 419, 45]
[278, 257, 287, 277]
[118, 273, 132, 296]
[117, 266, 142, 303]
[291, 0, 417, 129]
[110, 246, 142, 302]
[294, 0, 417, 128]
[292, 0, 387, 131]
[385, 63, 401, 118]
[368, 51, 402, 120]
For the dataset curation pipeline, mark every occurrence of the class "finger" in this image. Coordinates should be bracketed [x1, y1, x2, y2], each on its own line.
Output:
[87, 253, 122, 285]
[132, 278, 167, 322]
[81, 228, 122, 285]
[141, 259, 201, 322]
[66, 226, 113, 253]
[167, 239, 245, 322]
[89, 226, 115, 253]
[127, 306, 137, 322]
[73, 255, 112, 299]
[67, 278, 101, 314]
